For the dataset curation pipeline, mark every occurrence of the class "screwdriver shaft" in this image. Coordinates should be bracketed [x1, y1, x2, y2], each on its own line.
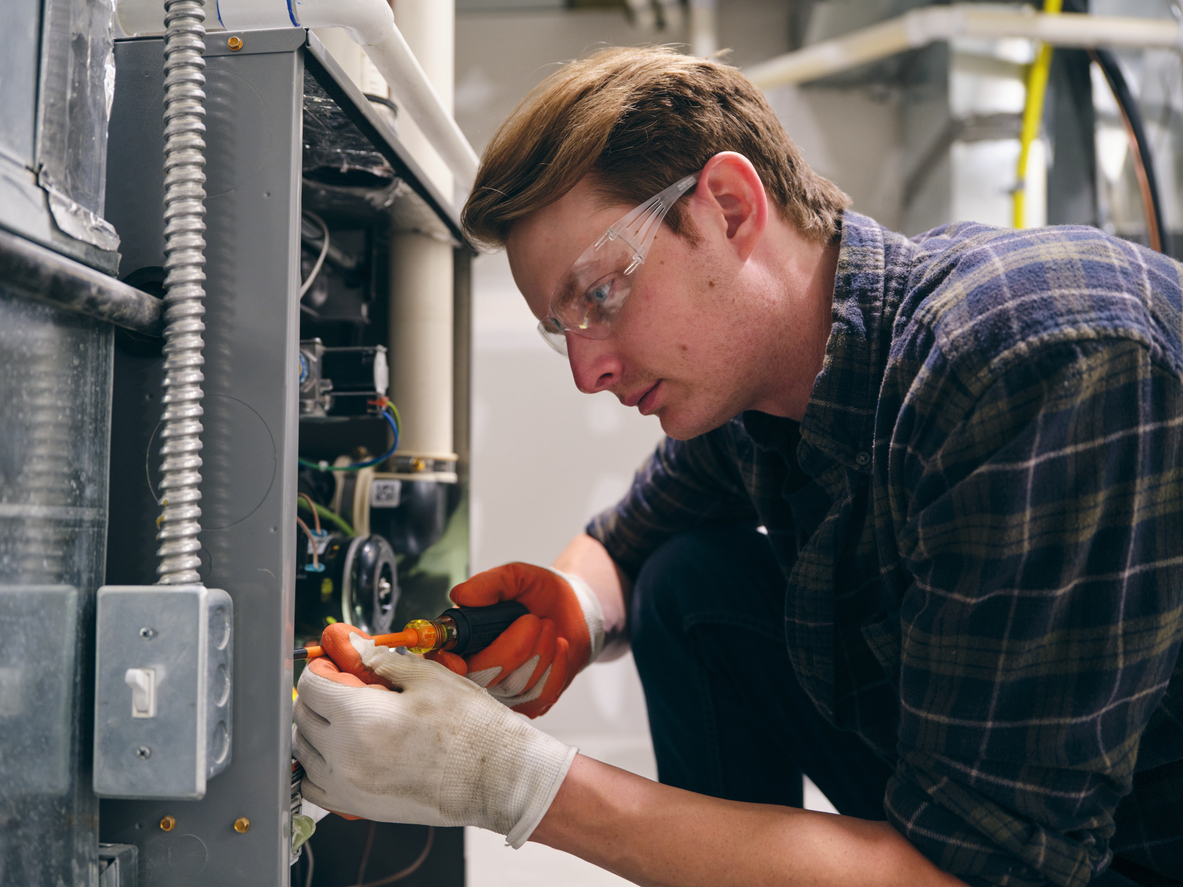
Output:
[294, 627, 420, 661]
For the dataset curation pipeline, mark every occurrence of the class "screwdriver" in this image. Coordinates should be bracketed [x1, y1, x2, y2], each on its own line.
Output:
[293, 600, 529, 660]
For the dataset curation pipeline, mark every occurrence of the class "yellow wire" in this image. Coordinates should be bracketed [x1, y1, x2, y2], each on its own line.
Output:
[1014, 0, 1062, 230]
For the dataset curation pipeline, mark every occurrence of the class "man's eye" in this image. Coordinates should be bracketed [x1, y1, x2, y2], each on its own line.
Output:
[586, 278, 618, 308]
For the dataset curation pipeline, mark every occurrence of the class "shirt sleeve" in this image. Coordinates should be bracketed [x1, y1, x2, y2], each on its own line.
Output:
[586, 421, 760, 580]
[885, 337, 1183, 887]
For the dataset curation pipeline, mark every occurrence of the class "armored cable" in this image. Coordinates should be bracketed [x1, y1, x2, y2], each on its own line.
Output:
[157, 0, 208, 584]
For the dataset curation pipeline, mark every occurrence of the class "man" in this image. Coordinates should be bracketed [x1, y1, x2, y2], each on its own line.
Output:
[293, 46, 1183, 886]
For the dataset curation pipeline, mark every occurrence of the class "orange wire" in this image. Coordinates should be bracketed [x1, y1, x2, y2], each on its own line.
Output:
[295, 516, 319, 571]
[1091, 51, 1163, 253]
[298, 492, 321, 533]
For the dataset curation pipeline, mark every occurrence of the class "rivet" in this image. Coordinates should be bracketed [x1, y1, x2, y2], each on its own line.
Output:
[140, 627, 156, 639]
[228, 36, 243, 51]
[160, 815, 176, 832]
[136, 746, 152, 759]
[234, 817, 251, 833]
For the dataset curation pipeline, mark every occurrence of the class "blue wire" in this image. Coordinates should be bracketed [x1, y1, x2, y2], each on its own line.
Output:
[299, 408, 399, 472]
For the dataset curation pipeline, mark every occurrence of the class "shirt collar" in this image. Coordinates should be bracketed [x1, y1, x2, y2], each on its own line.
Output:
[798, 211, 916, 475]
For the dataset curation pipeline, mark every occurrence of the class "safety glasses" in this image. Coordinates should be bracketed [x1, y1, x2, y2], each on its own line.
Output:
[537, 172, 700, 356]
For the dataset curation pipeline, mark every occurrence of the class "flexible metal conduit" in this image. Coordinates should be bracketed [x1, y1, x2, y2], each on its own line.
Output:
[157, 0, 208, 585]
[743, 6, 1183, 88]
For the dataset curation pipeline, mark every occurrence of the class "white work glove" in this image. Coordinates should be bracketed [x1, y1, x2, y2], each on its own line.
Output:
[436, 564, 605, 718]
[293, 632, 577, 848]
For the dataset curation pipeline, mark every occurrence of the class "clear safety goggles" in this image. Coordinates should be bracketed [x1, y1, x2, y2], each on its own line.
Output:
[537, 171, 700, 356]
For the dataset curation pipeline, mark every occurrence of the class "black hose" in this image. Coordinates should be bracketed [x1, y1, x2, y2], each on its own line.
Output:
[1059, 0, 1166, 250]
[1088, 48, 1167, 250]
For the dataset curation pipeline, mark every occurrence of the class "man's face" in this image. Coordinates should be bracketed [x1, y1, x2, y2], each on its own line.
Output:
[506, 175, 771, 440]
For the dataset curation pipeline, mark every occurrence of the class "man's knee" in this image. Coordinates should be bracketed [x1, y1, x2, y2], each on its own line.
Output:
[629, 524, 780, 655]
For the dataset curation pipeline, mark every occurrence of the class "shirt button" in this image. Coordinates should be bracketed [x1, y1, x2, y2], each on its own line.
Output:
[855, 451, 871, 466]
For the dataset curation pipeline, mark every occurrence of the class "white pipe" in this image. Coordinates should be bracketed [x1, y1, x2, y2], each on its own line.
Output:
[390, 1, 454, 198]
[386, 0, 457, 466]
[388, 233, 456, 463]
[115, 0, 479, 187]
[744, 5, 1183, 89]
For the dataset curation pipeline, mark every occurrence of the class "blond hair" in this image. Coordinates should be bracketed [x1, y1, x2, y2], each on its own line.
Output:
[462, 45, 849, 250]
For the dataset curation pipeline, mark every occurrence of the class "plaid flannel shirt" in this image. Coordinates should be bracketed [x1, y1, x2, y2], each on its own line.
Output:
[588, 212, 1183, 887]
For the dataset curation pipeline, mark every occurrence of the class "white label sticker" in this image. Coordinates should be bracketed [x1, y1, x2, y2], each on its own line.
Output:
[370, 479, 402, 508]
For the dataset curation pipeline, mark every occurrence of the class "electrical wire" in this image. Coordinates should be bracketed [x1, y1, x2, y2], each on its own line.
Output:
[300, 211, 331, 298]
[296, 516, 320, 571]
[298, 492, 321, 533]
[1013, 0, 1061, 230]
[365, 93, 399, 116]
[1088, 48, 1165, 253]
[297, 498, 356, 536]
[299, 400, 401, 473]
[1058, 0, 1166, 252]
[350, 823, 434, 887]
[303, 841, 315, 887]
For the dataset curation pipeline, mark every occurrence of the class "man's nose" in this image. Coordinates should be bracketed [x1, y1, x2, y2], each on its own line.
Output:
[566, 334, 621, 394]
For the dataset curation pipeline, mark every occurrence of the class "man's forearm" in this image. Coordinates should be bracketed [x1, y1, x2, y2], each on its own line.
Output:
[552, 533, 632, 658]
[531, 755, 967, 887]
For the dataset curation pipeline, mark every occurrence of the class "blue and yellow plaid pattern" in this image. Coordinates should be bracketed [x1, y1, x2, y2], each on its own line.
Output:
[588, 212, 1183, 886]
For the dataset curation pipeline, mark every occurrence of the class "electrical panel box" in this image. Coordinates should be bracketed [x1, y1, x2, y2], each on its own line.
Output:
[99, 28, 470, 886]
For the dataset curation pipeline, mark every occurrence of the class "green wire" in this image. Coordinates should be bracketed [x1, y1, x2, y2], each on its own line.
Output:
[296, 499, 355, 536]
[298, 404, 402, 474]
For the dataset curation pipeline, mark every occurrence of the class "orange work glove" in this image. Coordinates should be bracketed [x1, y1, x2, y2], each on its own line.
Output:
[434, 563, 604, 718]
[315, 622, 400, 689]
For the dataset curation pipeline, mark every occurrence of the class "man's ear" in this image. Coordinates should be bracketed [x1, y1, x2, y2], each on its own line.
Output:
[697, 152, 768, 262]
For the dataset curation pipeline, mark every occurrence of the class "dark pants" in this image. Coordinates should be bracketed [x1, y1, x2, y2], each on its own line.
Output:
[627, 525, 1152, 886]
[628, 524, 893, 819]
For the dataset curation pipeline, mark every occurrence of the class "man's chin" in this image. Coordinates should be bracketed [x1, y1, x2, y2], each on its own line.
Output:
[657, 409, 732, 441]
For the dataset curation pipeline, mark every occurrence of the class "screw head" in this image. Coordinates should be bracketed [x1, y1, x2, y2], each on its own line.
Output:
[234, 817, 251, 834]
[228, 36, 243, 51]
[139, 627, 156, 639]
[136, 746, 152, 760]
[159, 815, 175, 832]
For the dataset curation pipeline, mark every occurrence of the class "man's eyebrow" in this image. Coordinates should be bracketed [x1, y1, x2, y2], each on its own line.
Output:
[553, 268, 582, 307]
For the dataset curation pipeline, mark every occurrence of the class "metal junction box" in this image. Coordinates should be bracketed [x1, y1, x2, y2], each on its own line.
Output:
[94, 585, 234, 799]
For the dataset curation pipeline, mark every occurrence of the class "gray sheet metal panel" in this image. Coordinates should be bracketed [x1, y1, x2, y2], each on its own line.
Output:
[0, 289, 113, 887]
[0, 0, 38, 169]
[0, 0, 120, 273]
[101, 32, 303, 886]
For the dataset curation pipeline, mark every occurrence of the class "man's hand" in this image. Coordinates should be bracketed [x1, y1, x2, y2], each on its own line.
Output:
[438, 563, 604, 717]
[293, 631, 577, 847]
